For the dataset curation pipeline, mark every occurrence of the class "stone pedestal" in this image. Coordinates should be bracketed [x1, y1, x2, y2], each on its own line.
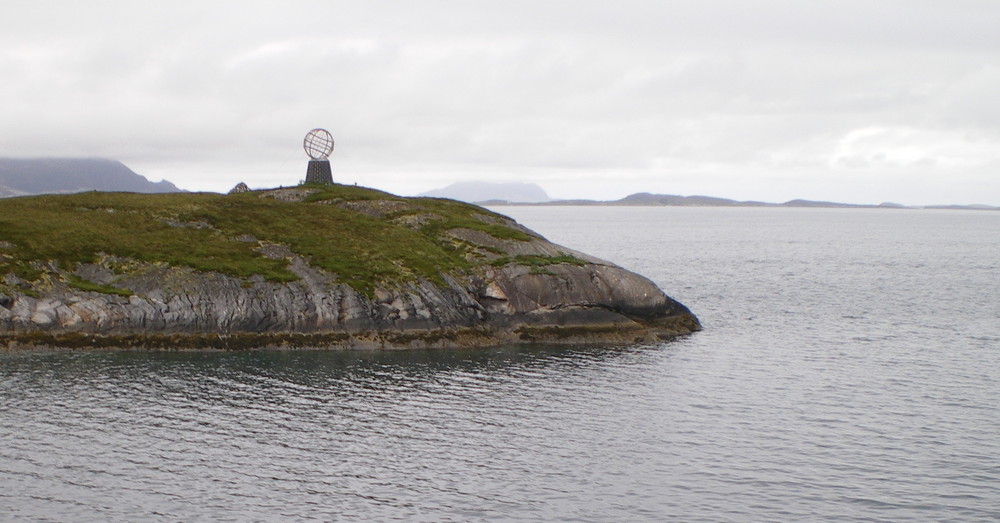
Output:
[305, 160, 333, 184]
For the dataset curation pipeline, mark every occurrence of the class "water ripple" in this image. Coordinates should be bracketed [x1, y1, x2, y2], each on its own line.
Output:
[5, 208, 1000, 520]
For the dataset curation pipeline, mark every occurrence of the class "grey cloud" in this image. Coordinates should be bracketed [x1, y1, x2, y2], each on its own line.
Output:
[1, 0, 999, 205]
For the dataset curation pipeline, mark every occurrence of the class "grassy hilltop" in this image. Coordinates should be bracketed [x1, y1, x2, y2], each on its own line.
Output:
[0, 183, 550, 295]
[0, 183, 701, 349]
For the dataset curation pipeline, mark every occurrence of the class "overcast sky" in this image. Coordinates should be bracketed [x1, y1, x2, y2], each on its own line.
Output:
[3, 1, 999, 205]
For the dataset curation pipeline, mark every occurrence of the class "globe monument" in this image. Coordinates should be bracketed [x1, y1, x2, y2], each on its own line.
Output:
[304, 128, 334, 184]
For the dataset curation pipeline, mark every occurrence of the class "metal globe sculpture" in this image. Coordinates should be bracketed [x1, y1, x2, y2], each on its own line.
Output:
[303, 128, 335, 184]
[303, 128, 334, 160]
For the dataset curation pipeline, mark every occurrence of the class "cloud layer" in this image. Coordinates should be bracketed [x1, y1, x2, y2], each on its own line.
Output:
[2, 0, 999, 204]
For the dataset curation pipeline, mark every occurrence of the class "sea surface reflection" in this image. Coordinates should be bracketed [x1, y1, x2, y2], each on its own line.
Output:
[3, 345, 691, 521]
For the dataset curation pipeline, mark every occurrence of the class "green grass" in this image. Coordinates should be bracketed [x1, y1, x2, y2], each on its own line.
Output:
[490, 254, 588, 268]
[67, 275, 133, 297]
[0, 184, 534, 295]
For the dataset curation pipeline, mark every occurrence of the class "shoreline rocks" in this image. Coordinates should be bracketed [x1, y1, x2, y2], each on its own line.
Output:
[0, 187, 700, 350]
[0, 256, 700, 350]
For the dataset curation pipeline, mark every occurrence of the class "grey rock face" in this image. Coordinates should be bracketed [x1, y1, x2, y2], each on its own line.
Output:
[0, 220, 699, 348]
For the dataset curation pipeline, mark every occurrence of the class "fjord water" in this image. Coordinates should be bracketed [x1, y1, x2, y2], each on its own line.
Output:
[2, 207, 999, 521]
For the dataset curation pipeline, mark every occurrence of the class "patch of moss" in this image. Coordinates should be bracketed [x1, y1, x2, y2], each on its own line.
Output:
[0, 331, 352, 350]
[11, 263, 43, 283]
[516, 324, 633, 341]
[67, 275, 133, 297]
[18, 287, 40, 298]
[490, 253, 589, 268]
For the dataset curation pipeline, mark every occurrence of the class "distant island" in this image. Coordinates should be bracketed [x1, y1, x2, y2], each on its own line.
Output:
[419, 181, 552, 203]
[0, 158, 181, 198]
[511, 193, 1000, 210]
[0, 183, 699, 350]
[419, 181, 999, 211]
[496, 192, 1000, 210]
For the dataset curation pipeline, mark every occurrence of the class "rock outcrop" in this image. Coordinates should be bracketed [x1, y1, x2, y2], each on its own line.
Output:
[228, 181, 251, 194]
[0, 186, 699, 350]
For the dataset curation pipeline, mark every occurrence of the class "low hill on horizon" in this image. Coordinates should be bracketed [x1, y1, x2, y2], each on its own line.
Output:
[485, 191, 1000, 211]
[0, 158, 182, 198]
[419, 181, 550, 204]
[420, 182, 997, 210]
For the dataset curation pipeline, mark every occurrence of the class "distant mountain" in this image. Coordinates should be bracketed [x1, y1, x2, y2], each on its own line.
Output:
[781, 199, 870, 208]
[485, 191, 999, 211]
[0, 158, 182, 198]
[613, 194, 885, 208]
[923, 204, 1000, 210]
[419, 182, 550, 203]
[617, 193, 746, 206]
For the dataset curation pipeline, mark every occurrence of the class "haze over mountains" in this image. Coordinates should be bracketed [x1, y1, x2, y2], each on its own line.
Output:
[3, 161, 995, 211]
[0, 158, 181, 198]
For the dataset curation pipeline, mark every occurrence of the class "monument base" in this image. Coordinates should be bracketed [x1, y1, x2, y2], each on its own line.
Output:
[305, 160, 333, 184]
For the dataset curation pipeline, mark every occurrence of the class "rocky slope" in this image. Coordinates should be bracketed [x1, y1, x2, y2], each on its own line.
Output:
[0, 185, 699, 350]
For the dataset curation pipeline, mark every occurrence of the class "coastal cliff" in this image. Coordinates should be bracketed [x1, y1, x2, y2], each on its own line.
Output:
[0, 185, 699, 349]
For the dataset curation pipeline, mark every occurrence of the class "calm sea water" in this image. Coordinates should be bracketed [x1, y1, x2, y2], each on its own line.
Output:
[2, 207, 999, 521]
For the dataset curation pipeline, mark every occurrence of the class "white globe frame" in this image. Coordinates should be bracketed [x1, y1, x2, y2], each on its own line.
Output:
[303, 128, 335, 160]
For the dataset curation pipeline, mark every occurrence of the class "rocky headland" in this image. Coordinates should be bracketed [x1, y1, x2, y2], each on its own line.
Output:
[0, 184, 699, 350]
[0, 157, 181, 198]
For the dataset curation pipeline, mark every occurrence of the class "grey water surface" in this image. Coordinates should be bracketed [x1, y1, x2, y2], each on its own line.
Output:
[2, 207, 999, 521]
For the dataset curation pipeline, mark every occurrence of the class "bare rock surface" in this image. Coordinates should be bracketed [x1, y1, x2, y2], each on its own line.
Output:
[1, 255, 698, 350]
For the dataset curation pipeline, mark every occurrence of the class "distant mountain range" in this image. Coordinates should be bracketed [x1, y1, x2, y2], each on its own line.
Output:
[522, 193, 998, 210]
[420, 182, 998, 210]
[587, 193, 908, 208]
[5, 164, 995, 211]
[0, 158, 182, 198]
